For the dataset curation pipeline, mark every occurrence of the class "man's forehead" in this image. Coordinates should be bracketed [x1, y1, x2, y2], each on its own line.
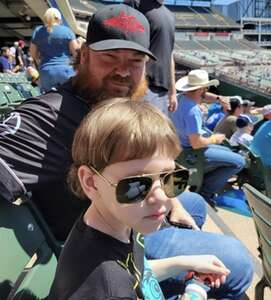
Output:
[93, 48, 146, 57]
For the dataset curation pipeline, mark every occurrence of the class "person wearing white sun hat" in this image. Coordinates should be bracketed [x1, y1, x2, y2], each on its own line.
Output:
[175, 69, 219, 92]
[171, 69, 245, 206]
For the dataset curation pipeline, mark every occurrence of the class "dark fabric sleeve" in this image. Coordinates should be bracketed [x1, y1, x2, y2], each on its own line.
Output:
[67, 263, 137, 300]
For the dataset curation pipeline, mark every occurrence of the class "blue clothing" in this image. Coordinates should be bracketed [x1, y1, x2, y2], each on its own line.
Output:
[39, 65, 75, 94]
[171, 95, 205, 147]
[200, 144, 245, 200]
[142, 257, 165, 299]
[207, 102, 223, 118]
[32, 25, 75, 66]
[145, 192, 253, 300]
[205, 111, 225, 132]
[31, 24, 76, 92]
[0, 56, 11, 72]
[146, 86, 169, 116]
[250, 120, 271, 166]
[170, 94, 245, 201]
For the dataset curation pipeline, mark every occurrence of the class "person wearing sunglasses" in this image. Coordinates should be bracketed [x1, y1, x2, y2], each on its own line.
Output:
[0, 5, 252, 300]
[48, 98, 230, 299]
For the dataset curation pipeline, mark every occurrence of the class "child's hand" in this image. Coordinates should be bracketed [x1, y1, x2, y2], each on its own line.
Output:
[186, 255, 231, 288]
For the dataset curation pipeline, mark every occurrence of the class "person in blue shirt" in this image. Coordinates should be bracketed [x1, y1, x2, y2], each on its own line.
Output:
[0, 47, 18, 74]
[171, 69, 245, 205]
[205, 103, 225, 131]
[30, 7, 78, 93]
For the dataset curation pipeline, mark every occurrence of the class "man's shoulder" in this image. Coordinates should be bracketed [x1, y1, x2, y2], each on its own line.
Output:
[23, 88, 87, 116]
[0, 56, 7, 63]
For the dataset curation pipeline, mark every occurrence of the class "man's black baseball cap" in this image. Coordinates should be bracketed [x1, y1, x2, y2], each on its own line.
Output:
[86, 4, 156, 60]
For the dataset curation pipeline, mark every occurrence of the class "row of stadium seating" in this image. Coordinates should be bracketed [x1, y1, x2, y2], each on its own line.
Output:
[0, 73, 41, 120]
[175, 39, 259, 51]
[173, 6, 239, 28]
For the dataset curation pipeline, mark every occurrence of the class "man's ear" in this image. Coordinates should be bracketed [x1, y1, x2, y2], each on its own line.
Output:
[80, 44, 89, 65]
[77, 165, 97, 199]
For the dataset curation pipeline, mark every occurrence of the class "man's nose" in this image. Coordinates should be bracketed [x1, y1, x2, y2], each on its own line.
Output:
[114, 62, 131, 77]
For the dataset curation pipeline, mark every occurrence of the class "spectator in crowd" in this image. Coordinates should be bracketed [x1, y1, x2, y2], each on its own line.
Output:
[230, 114, 254, 146]
[214, 96, 243, 139]
[26, 66, 40, 86]
[30, 7, 78, 93]
[49, 98, 229, 299]
[251, 120, 271, 167]
[242, 99, 255, 115]
[9, 41, 18, 68]
[251, 104, 271, 135]
[0, 47, 18, 74]
[125, 0, 177, 115]
[15, 40, 26, 71]
[171, 69, 245, 206]
[0, 5, 252, 299]
[205, 102, 225, 131]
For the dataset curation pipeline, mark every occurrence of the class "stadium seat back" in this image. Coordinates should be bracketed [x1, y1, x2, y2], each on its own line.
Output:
[237, 143, 266, 191]
[15, 83, 41, 99]
[244, 184, 271, 300]
[0, 83, 23, 107]
[176, 148, 205, 192]
[0, 198, 57, 299]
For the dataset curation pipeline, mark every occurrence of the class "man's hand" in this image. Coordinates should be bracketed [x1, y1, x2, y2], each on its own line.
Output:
[169, 198, 199, 230]
[168, 93, 178, 112]
[213, 133, 226, 144]
[219, 96, 230, 111]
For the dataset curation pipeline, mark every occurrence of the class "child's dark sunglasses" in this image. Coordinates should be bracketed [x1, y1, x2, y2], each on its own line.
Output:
[89, 163, 189, 204]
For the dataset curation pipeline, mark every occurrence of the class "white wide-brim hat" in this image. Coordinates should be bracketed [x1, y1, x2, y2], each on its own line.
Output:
[176, 69, 219, 92]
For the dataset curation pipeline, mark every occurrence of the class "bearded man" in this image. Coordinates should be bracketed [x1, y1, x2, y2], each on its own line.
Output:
[0, 4, 252, 300]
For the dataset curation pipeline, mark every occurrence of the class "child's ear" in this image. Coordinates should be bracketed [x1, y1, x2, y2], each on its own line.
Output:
[77, 165, 97, 199]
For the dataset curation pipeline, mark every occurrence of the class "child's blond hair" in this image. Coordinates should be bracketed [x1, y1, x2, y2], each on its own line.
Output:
[68, 98, 181, 199]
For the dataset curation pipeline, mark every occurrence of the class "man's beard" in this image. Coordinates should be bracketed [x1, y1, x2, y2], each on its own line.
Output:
[72, 71, 148, 106]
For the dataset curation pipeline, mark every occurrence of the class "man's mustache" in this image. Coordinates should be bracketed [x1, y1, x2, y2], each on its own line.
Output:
[108, 76, 133, 86]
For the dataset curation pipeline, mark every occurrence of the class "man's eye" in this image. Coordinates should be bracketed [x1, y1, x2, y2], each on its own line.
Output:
[132, 59, 144, 65]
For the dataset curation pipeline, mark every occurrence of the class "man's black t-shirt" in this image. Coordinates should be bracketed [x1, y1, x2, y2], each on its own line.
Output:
[0, 80, 90, 240]
[48, 217, 145, 300]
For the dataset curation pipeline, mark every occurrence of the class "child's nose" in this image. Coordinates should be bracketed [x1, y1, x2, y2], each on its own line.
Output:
[146, 179, 168, 204]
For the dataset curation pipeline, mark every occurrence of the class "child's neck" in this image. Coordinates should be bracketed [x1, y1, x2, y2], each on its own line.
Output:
[84, 204, 131, 243]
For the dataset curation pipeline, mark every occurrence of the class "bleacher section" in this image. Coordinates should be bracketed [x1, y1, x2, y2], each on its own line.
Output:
[172, 6, 240, 29]
[175, 39, 258, 51]
[69, 0, 105, 15]
[199, 40, 228, 50]
[175, 40, 206, 51]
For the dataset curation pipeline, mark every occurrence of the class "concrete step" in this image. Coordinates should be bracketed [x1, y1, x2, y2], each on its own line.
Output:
[204, 205, 271, 299]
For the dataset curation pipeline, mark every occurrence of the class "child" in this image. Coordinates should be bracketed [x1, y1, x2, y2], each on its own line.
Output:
[230, 114, 254, 146]
[48, 98, 229, 299]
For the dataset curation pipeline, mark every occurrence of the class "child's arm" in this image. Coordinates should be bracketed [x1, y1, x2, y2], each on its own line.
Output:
[148, 255, 230, 288]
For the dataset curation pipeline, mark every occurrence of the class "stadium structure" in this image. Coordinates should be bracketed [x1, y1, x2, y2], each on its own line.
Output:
[0, 0, 271, 104]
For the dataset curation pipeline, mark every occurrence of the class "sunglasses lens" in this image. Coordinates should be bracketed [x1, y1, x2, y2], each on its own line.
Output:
[116, 177, 153, 204]
[163, 169, 189, 198]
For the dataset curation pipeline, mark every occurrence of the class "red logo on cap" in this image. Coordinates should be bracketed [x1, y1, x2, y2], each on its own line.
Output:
[104, 11, 145, 36]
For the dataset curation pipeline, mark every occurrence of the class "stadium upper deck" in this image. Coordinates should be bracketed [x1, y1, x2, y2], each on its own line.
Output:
[1, 0, 270, 100]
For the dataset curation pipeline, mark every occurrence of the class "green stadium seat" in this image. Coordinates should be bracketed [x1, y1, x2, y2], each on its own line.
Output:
[0, 73, 41, 101]
[0, 197, 59, 299]
[0, 83, 24, 107]
[176, 148, 205, 193]
[236, 143, 271, 198]
[244, 184, 271, 300]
